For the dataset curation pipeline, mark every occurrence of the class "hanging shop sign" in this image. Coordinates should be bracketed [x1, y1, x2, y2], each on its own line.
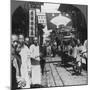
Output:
[29, 9, 36, 37]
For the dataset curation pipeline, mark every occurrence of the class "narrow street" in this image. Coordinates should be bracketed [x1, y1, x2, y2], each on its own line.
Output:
[11, 1, 88, 89]
[41, 56, 88, 87]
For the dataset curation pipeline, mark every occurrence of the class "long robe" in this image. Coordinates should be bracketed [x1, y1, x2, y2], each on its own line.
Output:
[20, 45, 31, 88]
[30, 44, 41, 85]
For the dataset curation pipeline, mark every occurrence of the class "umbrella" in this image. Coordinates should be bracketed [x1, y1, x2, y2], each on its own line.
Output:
[50, 14, 71, 27]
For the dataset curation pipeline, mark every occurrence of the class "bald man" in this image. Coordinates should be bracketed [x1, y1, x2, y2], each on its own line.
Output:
[30, 37, 41, 85]
[19, 35, 24, 46]
[11, 34, 19, 89]
[25, 37, 30, 48]
[11, 35, 21, 76]
[11, 34, 18, 49]
[19, 34, 31, 88]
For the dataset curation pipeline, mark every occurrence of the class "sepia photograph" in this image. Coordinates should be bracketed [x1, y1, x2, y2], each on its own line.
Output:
[11, 0, 88, 89]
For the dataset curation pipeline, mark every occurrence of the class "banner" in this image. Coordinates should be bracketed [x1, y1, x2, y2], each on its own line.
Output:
[29, 9, 36, 37]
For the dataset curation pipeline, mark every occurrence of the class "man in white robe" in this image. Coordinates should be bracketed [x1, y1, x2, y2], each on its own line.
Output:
[19, 35, 31, 88]
[83, 40, 88, 58]
[30, 37, 41, 85]
[81, 40, 88, 64]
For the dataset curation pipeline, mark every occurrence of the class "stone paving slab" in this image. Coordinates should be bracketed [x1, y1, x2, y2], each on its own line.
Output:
[41, 56, 88, 87]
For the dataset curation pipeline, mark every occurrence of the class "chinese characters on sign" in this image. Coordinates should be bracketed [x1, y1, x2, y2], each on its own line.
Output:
[29, 9, 36, 37]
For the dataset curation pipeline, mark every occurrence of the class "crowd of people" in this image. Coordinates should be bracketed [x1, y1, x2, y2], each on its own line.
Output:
[11, 33, 88, 89]
[61, 39, 87, 65]
[46, 38, 87, 73]
[11, 34, 44, 89]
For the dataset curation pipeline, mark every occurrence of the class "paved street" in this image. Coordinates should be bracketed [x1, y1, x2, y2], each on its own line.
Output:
[41, 56, 88, 87]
